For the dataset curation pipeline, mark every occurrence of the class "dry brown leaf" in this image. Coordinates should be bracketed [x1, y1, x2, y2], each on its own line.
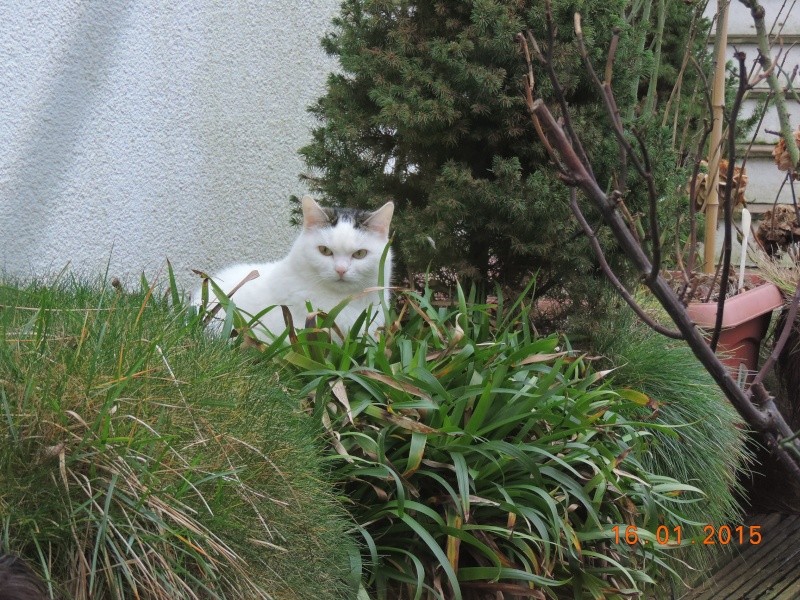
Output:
[756, 205, 800, 255]
[280, 305, 299, 346]
[329, 379, 354, 424]
[773, 127, 800, 175]
[369, 407, 438, 434]
[690, 159, 748, 210]
[354, 368, 432, 400]
[514, 352, 567, 366]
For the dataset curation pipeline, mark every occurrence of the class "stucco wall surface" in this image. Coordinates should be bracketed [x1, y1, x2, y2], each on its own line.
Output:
[0, 0, 339, 290]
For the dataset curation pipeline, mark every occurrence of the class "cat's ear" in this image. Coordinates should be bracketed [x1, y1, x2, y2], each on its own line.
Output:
[364, 202, 394, 237]
[301, 196, 330, 230]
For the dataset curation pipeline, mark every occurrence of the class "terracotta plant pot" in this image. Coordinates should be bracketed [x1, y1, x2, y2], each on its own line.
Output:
[686, 279, 784, 384]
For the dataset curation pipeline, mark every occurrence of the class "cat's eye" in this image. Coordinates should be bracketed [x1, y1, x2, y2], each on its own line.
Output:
[352, 249, 368, 259]
[318, 246, 333, 256]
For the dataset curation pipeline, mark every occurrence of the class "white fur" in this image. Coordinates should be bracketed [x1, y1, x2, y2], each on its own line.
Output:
[196, 197, 393, 341]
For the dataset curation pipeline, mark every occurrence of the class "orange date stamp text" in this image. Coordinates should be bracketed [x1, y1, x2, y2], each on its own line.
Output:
[611, 524, 762, 546]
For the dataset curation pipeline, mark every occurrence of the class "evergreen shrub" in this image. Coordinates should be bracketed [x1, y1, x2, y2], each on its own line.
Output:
[298, 0, 708, 305]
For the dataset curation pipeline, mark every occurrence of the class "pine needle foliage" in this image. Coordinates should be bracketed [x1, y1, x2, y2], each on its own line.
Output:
[297, 0, 704, 301]
[0, 274, 354, 600]
[203, 279, 721, 599]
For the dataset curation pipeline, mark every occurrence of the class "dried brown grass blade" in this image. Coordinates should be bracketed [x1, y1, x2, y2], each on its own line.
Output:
[329, 379, 354, 424]
[281, 306, 299, 346]
[354, 368, 432, 400]
[514, 352, 567, 366]
[193, 269, 259, 325]
[369, 407, 438, 434]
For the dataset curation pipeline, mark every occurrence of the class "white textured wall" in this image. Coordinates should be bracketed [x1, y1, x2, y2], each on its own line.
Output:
[0, 0, 339, 289]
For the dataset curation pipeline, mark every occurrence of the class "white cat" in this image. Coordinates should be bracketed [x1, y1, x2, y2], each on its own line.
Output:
[196, 196, 394, 341]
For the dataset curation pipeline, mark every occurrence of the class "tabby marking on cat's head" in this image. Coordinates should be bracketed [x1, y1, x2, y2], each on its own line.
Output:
[302, 197, 393, 236]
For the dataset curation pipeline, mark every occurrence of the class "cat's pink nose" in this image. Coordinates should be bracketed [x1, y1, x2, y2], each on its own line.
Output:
[335, 266, 347, 277]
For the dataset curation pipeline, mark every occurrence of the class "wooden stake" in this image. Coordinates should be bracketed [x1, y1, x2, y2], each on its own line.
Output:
[704, 0, 730, 273]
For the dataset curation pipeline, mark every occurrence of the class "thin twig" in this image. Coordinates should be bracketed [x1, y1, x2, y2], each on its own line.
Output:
[661, 3, 704, 130]
[517, 33, 560, 168]
[710, 52, 749, 351]
[615, 194, 643, 245]
[752, 279, 800, 389]
[524, 7, 596, 180]
[574, 13, 660, 277]
[605, 28, 621, 84]
[568, 190, 682, 339]
[687, 124, 714, 275]
[633, 129, 663, 281]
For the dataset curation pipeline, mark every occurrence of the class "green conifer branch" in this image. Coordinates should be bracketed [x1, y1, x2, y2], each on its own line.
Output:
[643, 0, 667, 116]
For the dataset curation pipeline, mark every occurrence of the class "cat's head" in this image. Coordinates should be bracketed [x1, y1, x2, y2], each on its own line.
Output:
[292, 196, 394, 289]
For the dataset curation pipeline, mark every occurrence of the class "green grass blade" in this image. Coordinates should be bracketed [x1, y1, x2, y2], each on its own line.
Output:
[399, 513, 461, 600]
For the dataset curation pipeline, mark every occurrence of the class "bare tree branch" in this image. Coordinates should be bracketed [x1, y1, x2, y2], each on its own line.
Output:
[710, 51, 751, 351]
[518, 22, 800, 481]
[740, 0, 800, 175]
[568, 189, 683, 339]
[523, 2, 596, 180]
[516, 33, 563, 173]
[574, 13, 661, 281]
[752, 278, 800, 389]
[632, 129, 663, 282]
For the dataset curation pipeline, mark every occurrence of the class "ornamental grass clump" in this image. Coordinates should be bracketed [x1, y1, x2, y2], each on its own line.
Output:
[0, 274, 354, 600]
[588, 305, 749, 576]
[212, 280, 714, 599]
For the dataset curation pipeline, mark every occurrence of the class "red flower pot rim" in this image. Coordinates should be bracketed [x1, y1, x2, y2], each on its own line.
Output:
[685, 277, 784, 329]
